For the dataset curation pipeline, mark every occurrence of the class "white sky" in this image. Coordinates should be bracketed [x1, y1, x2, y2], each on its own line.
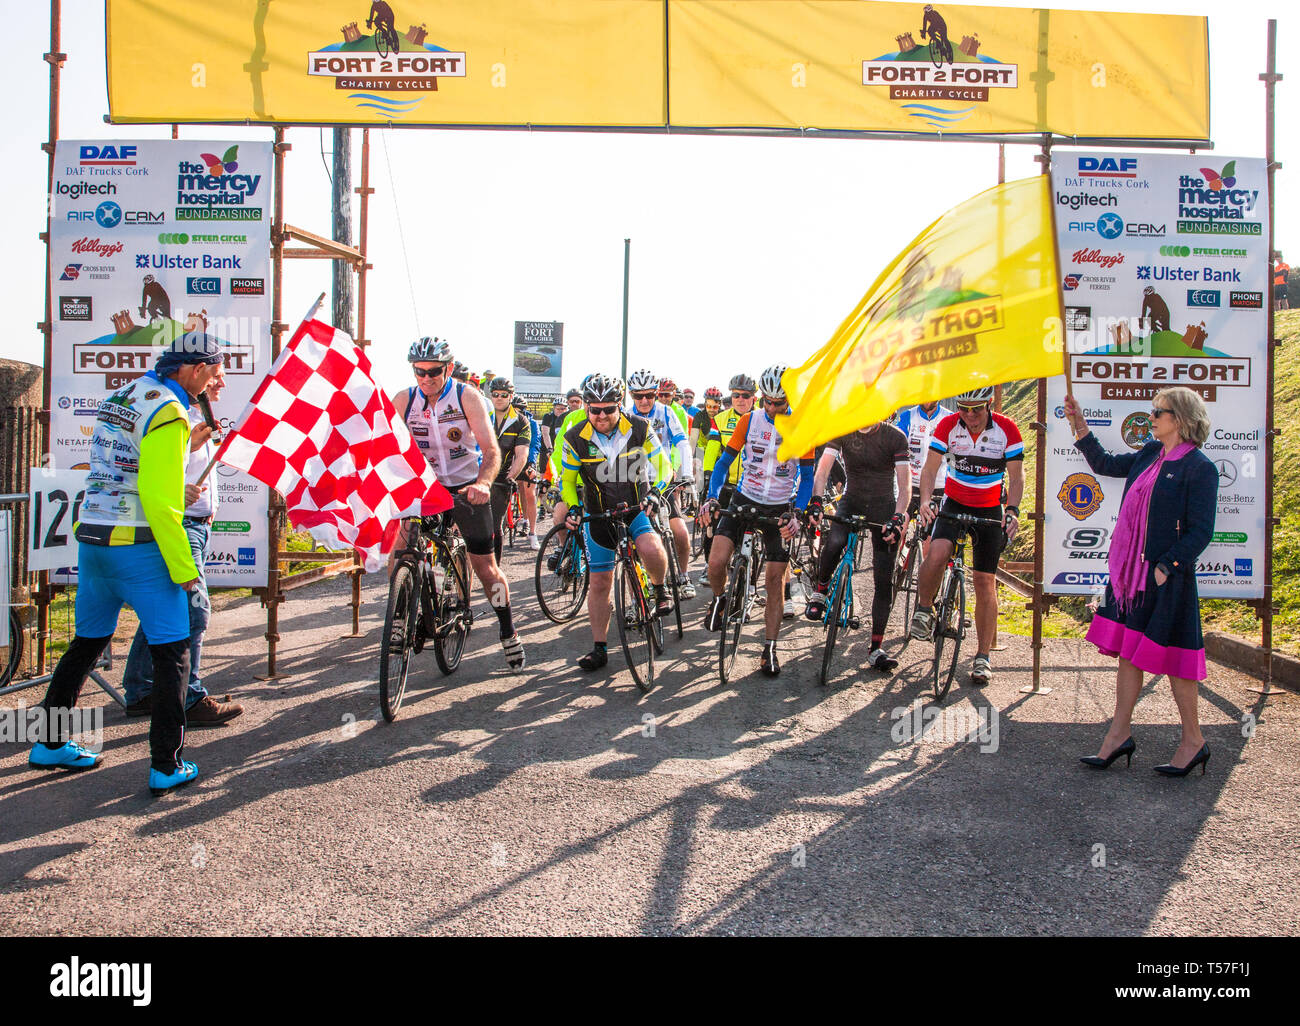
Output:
[1, 0, 1292, 396]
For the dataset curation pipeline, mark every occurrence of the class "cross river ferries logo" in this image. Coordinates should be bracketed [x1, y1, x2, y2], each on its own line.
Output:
[861, 4, 1016, 130]
[307, 3, 466, 120]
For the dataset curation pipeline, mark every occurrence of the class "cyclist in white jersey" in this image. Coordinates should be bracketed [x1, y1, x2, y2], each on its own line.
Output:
[392, 336, 525, 670]
[627, 368, 697, 600]
[896, 399, 951, 511]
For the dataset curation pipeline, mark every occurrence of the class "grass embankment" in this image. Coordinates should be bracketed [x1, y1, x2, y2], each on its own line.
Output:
[996, 310, 1300, 654]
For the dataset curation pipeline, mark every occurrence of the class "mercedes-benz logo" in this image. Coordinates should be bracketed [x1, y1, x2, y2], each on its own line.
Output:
[1215, 459, 1237, 487]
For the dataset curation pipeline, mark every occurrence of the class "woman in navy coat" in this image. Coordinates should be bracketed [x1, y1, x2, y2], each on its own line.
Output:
[1063, 388, 1218, 777]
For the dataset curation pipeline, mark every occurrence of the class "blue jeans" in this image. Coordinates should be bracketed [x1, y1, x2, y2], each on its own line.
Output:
[122, 519, 210, 708]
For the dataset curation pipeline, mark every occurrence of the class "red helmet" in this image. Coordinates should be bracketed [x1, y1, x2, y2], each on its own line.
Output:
[704, 386, 723, 401]
[657, 377, 677, 393]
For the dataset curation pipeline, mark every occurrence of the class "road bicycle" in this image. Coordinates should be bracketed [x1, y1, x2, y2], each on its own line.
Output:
[715, 504, 786, 685]
[928, 33, 953, 67]
[371, 20, 400, 58]
[919, 510, 983, 702]
[814, 512, 881, 687]
[580, 502, 665, 693]
[379, 514, 474, 721]
[505, 482, 528, 547]
[892, 513, 925, 655]
[534, 516, 589, 623]
[645, 484, 686, 640]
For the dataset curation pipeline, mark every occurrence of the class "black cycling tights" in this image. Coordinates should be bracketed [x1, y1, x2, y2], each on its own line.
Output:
[818, 516, 897, 640]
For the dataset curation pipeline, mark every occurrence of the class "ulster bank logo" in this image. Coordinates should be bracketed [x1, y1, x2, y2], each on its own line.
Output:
[307, 4, 466, 120]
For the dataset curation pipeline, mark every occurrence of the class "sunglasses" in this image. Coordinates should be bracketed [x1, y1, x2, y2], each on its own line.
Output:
[957, 402, 988, 411]
[413, 364, 448, 378]
[732, 392, 754, 400]
[631, 391, 657, 401]
[588, 404, 619, 416]
[762, 397, 785, 407]
[491, 392, 513, 399]
[1150, 407, 1174, 419]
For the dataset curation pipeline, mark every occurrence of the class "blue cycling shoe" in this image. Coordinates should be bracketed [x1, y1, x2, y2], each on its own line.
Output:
[148, 761, 199, 796]
[29, 741, 104, 772]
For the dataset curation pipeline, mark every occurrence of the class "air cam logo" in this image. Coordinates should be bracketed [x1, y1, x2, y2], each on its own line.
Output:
[1096, 213, 1124, 240]
[307, 5, 467, 120]
[95, 201, 122, 228]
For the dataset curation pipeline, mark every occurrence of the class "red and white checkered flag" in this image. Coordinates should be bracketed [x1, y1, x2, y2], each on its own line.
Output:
[217, 317, 451, 571]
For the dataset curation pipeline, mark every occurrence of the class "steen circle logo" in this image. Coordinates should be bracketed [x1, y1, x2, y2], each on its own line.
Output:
[1058, 473, 1104, 521]
[1121, 412, 1153, 450]
[447, 428, 463, 443]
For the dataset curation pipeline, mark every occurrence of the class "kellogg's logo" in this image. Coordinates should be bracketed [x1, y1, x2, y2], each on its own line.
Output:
[1071, 248, 1123, 270]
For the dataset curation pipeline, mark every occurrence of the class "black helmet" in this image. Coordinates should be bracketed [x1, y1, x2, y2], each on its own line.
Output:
[728, 373, 757, 393]
[487, 375, 514, 394]
[582, 373, 624, 404]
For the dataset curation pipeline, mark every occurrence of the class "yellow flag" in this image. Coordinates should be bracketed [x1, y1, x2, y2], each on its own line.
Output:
[778, 175, 1062, 460]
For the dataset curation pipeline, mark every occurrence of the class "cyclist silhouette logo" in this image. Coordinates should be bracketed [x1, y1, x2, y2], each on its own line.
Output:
[920, 4, 954, 66]
[366, 1, 400, 55]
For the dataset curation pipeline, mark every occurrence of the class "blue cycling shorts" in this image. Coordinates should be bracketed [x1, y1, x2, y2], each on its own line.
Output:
[74, 541, 191, 644]
[582, 511, 655, 573]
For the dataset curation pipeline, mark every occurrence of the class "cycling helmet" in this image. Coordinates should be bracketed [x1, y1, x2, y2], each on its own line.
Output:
[728, 373, 757, 393]
[582, 373, 624, 404]
[486, 375, 514, 394]
[658, 377, 677, 393]
[704, 386, 724, 401]
[511, 396, 529, 412]
[565, 387, 582, 400]
[759, 364, 788, 401]
[451, 361, 469, 381]
[681, 387, 695, 399]
[627, 368, 659, 392]
[408, 336, 452, 363]
[143, 274, 156, 285]
[955, 386, 995, 406]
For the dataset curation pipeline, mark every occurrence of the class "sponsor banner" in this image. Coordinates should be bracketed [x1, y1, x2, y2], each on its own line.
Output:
[1046, 151, 1268, 599]
[49, 140, 272, 587]
[513, 320, 563, 394]
[669, 2, 1207, 139]
[106, 0, 665, 126]
[105, 2, 1208, 141]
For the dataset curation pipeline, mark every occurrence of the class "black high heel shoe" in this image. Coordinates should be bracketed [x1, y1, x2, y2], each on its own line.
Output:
[1154, 742, 1210, 777]
[1079, 736, 1135, 769]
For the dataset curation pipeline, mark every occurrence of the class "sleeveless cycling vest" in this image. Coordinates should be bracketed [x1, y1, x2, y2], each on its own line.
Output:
[406, 380, 482, 487]
[76, 372, 190, 545]
[731, 409, 800, 505]
[897, 403, 950, 488]
[708, 407, 746, 484]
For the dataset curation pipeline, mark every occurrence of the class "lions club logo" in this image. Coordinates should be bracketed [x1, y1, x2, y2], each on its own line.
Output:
[1058, 473, 1104, 521]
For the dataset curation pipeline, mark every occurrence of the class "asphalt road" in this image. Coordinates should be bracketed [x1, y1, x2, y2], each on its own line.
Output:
[2, 540, 1297, 935]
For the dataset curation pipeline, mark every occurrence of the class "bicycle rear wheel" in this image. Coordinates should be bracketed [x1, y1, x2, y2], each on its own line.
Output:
[933, 570, 964, 701]
[818, 569, 848, 687]
[896, 539, 919, 655]
[379, 562, 418, 721]
[719, 553, 749, 684]
[534, 524, 588, 623]
[434, 546, 470, 675]
[614, 560, 654, 693]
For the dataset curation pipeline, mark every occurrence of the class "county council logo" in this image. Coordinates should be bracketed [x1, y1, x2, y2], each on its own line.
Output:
[307, 5, 467, 120]
[1058, 472, 1104, 521]
[1121, 412, 1153, 449]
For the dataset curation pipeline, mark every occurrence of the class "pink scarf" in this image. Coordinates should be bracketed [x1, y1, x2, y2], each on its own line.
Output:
[1108, 441, 1196, 612]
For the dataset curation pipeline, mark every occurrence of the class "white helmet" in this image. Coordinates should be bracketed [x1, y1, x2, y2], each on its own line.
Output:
[955, 386, 995, 406]
[760, 364, 788, 401]
[408, 336, 453, 363]
[626, 368, 659, 393]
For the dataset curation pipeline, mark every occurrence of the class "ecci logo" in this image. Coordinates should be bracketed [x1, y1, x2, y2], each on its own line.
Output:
[1187, 289, 1221, 308]
[1058, 472, 1104, 521]
[186, 277, 221, 295]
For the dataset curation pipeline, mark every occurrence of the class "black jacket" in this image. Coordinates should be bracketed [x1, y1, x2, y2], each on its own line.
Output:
[1074, 433, 1218, 576]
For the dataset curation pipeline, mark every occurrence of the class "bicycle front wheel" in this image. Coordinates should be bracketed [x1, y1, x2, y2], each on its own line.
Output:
[662, 529, 684, 640]
[434, 546, 470, 675]
[614, 560, 654, 693]
[896, 539, 919, 655]
[719, 553, 749, 684]
[379, 561, 418, 721]
[933, 570, 965, 702]
[818, 571, 848, 687]
[534, 524, 589, 623]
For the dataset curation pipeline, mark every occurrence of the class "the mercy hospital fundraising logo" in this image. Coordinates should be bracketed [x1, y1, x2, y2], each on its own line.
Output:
[176, 146, 262, 222]
[307, 3, 466, 120]
[861, 4, 1017, 130]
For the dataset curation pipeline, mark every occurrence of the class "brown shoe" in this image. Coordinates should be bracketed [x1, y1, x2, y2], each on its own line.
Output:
[125, 695, 152, 717]
[186, 695, 244, 727]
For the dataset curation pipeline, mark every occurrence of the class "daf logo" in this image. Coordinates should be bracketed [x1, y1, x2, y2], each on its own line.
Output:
[1215, 459, 1237, 487]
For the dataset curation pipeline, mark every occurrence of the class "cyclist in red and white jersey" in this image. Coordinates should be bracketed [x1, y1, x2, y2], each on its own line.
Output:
[909, 387, 1023, 686]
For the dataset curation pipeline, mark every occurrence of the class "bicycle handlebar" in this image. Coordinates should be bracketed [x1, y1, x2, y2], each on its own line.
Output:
[818, 511, 887, 530]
